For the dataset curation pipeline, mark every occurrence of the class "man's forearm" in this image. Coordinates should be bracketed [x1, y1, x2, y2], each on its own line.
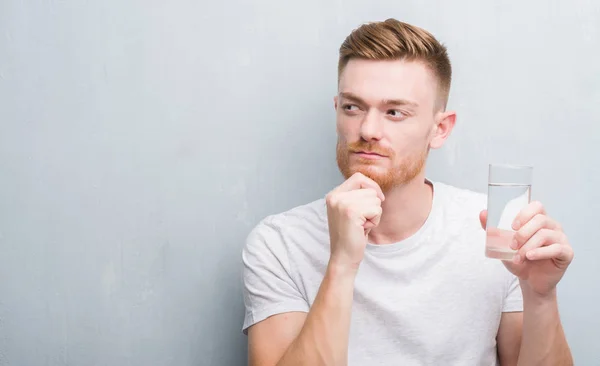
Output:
[277, 262, 357, 366]
[517, 286, 573, 366]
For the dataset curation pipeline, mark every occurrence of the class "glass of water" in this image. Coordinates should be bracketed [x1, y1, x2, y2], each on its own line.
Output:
[485, 164, 533, 260]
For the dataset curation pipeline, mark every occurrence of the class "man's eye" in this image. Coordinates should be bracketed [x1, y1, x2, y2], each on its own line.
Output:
[343, 104, 360, 112]
[388, 109, 406, 118]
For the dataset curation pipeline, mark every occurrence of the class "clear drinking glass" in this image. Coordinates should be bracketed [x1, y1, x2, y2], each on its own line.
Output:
[485, 164, 533, 260]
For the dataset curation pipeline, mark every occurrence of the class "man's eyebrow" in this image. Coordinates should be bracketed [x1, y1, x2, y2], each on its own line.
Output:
[339, 92, 419, 108]
[339, 92, 367, 105]
[382, 98, 419, 108]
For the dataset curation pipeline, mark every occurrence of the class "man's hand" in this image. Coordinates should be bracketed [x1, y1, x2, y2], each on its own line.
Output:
[249, 173, 384, 366]
[326, 173, 385, 270]
[480, 201, 574, 297]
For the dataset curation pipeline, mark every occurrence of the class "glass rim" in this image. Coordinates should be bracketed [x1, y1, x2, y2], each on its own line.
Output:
[488, 163, 533, 170]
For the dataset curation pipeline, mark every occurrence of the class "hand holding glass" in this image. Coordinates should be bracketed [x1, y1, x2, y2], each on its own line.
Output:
[485, 164, 533, 261]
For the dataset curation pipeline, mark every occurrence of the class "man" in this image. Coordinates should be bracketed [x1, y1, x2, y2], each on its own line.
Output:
[242, 18, 574, 365]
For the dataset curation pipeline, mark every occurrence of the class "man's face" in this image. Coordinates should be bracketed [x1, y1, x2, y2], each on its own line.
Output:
[335, 58, 448, 191]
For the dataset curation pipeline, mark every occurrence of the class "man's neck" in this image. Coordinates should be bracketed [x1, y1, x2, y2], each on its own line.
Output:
[368, 174, 434, 245]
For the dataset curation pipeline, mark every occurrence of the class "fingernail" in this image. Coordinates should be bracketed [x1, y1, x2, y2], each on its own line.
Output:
[513, 254, 521, 264]
[526, 251, 535, 260]
[512, 220, 521, 230]
[511, 238, 518, 250]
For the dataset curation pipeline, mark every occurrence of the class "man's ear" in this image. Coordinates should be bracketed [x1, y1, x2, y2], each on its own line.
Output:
[430, 110, 456, 149]
[334, 95, 339, 110]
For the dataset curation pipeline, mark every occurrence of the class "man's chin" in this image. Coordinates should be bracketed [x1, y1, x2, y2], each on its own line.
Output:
[346, 166, 389, 185]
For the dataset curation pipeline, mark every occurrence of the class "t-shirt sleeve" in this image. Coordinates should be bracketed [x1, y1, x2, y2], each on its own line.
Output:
[502, 274, 523, 312]
[241, 219, 309, 334]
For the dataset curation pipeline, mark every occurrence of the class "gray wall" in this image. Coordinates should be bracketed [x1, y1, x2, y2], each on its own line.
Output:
[1, 1, 598, 365]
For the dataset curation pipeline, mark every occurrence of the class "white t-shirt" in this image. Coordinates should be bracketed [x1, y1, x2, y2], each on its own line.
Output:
[242, 180, 523, 366]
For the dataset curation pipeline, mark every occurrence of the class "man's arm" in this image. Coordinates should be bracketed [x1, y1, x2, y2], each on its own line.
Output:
[517, 288, 572, 365]
[481, 201, 574, 366]
[497, 290, 572, 366]
[247, 173, 384, 366]
[497, 312, 522, 366]
[248, 263, 357, 366]
[248, 312, 306, 366]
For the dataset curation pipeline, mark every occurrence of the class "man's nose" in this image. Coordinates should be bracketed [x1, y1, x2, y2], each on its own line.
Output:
[359, 110, 384, 141]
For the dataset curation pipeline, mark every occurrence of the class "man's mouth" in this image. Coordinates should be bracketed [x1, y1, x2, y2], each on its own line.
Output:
[353, 150, 387, 159]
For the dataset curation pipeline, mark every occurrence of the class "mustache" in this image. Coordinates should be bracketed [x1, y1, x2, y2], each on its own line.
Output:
[346, 141, 394, 157]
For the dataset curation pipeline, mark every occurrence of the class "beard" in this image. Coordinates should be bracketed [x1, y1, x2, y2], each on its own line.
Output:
[336, 139, 428, 192]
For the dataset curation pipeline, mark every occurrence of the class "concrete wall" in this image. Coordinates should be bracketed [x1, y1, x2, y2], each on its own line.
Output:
[1, 1, 598, 364]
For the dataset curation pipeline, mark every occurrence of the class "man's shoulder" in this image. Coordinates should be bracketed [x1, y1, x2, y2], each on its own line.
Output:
[435, 180, 487, 211]
[245, 198, 327, 251]
[257, 198, 326, 232]
[433, 180, 487, 232]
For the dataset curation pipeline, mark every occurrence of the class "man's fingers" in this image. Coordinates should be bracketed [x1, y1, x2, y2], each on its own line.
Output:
[517, 228, 565, 259]
[332, 173, 385, 201]
[525, 243, 574, 264]
[513, 213, 562, 250]
[325, 175, 383, 232]
[330, 189, 380, 209]
[359, 202, 383, 231]
[350, 189, 380, 200]
[328, 189, 382, 222]
[479, 210, 487, 229]
[512, 201, 546, 230]
[362, 205, 383, 223]
[350, 194, 382, 221]
[350, 194, 383, 229]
